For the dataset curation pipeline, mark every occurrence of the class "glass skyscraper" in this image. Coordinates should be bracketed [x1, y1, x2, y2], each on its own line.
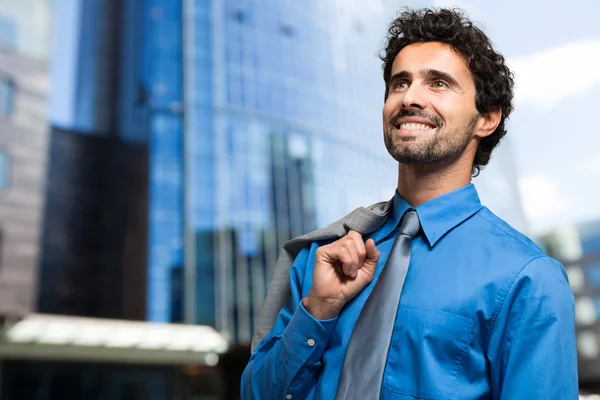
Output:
[170, 0, 402, 343]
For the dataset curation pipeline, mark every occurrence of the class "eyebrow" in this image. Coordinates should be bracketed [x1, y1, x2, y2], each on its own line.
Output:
[388, 69, 461, 89]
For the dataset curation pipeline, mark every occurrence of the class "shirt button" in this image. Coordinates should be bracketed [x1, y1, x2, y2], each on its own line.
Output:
[286, 394, 292, 399]
[307, 338, 316, 347]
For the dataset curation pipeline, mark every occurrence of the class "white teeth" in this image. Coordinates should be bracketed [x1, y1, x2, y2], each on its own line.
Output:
[399, 123, 433, 130]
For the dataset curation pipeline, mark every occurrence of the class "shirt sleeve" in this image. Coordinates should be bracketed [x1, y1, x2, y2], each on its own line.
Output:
[488, 255, 578, 399]
[241, 245, 338, 400]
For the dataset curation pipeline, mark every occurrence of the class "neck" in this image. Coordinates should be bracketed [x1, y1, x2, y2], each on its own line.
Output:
[396, 146, 475, 207]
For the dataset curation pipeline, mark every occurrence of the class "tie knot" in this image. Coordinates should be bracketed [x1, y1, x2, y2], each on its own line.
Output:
[399, 210, 421, 239]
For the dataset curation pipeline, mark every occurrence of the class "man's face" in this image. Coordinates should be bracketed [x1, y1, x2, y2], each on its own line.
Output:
[382, 42, 481, 166]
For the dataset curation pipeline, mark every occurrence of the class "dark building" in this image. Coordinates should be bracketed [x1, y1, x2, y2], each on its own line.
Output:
[37, 128, 149, 320]
[37, 0, 151, 321]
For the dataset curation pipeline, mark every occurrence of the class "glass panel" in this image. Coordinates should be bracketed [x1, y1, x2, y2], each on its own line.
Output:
[143, 0, 185, 323]
[0, 76, 14, 116]
[586, 263, 600, 287]
[0, 150, 8, 190]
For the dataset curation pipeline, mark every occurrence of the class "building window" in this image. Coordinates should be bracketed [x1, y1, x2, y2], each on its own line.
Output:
[0, 151, 9, 191]
[0, 75, 15, 116]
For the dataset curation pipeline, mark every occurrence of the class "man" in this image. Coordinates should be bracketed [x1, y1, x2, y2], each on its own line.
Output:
[242, 8, 578, 400]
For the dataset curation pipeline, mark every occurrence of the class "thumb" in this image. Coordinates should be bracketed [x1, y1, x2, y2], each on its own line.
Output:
[363, 239, 380, 272]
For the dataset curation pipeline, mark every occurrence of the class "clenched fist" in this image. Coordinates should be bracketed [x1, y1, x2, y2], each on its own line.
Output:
[302, 230, 380, 320]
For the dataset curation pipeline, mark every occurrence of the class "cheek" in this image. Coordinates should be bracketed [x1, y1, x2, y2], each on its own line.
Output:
[382, 97, 400, 120]
[438, 95, 476, 118]
[431, 100, 463, 125]
[382, 105, 390, 122]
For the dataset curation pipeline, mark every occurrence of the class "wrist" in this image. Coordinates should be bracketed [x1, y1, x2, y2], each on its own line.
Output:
[303, 294, 342, 320]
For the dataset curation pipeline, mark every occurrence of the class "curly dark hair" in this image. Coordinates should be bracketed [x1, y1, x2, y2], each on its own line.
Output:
[381, 8, 515, 176]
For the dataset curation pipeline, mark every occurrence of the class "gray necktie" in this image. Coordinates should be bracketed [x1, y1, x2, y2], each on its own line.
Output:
[336, 210, 421, 400]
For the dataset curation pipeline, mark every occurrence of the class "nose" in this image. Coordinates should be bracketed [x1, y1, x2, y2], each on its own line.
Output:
[402, 83, 427, 109]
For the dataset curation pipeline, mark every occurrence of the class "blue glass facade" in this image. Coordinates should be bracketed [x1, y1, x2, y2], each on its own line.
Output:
[141, 0, 186, 323]
[181, 0, 216, 327]
[179, 0, 398, 341]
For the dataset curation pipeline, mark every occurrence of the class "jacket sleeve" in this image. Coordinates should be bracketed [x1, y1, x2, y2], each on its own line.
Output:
[488, 256, 578, 399]
[251, 249, 294, 353]
[241, 246, 338, 399]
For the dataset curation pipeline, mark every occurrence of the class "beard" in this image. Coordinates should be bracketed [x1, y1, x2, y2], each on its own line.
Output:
[384, 110, 479, 166]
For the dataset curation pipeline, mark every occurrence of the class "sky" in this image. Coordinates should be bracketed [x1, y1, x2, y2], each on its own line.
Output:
[420, 0, 600, 235]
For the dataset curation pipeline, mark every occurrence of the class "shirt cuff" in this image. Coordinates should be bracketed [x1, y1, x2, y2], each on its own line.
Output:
[281, 299, 338, 366]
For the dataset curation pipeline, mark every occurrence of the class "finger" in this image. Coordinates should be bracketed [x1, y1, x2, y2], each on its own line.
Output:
[346, 230, 363, 251]
[319, 246, 355, 277]
[346, 230, 366, 268]
[342, 241, 360, 278]
[349, 233, 367, 266]
[363, 239, 380, 273]
[346, 230, 363, 239]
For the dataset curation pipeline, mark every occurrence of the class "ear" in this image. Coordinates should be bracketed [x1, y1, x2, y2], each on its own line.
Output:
[474, 108, 502, 139]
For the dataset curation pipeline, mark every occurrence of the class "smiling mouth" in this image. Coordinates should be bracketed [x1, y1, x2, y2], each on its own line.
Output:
[394, 122, 436, 131]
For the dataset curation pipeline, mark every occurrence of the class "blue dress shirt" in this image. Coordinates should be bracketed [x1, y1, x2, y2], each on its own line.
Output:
[241, 184, 578, 399]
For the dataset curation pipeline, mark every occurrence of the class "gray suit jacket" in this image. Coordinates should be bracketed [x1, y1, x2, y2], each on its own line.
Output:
[251, 196, 396, 351]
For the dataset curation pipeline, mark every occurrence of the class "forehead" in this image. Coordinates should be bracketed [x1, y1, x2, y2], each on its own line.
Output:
[391, 42, 471, 82]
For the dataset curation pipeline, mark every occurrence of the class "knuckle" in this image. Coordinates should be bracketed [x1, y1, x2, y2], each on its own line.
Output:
[338, 247, 348, 258]
[344, 240, 355, 251]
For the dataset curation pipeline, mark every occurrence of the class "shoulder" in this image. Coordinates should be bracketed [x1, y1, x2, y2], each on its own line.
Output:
[513, 255, 570, 293]
[450, 206, 572, 289]
[469, 208, 572, 304]
[499, 255, 574, 340]
[469, 206, 547, 262]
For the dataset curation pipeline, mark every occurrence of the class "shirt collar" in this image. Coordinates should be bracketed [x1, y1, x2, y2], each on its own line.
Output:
[371, 188, 413, 242]
[390, 184, 483, 247]
[416, 184, 482, 246]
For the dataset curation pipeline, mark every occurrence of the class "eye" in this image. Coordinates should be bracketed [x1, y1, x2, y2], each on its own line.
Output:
[392, 81, 409, 90]
[432, 80, 449, 88]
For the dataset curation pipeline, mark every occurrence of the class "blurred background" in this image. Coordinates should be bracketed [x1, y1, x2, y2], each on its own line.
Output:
[0, 0, 599, 398]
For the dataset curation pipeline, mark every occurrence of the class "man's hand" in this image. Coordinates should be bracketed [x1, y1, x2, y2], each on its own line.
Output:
[303, 231, 380, 320]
